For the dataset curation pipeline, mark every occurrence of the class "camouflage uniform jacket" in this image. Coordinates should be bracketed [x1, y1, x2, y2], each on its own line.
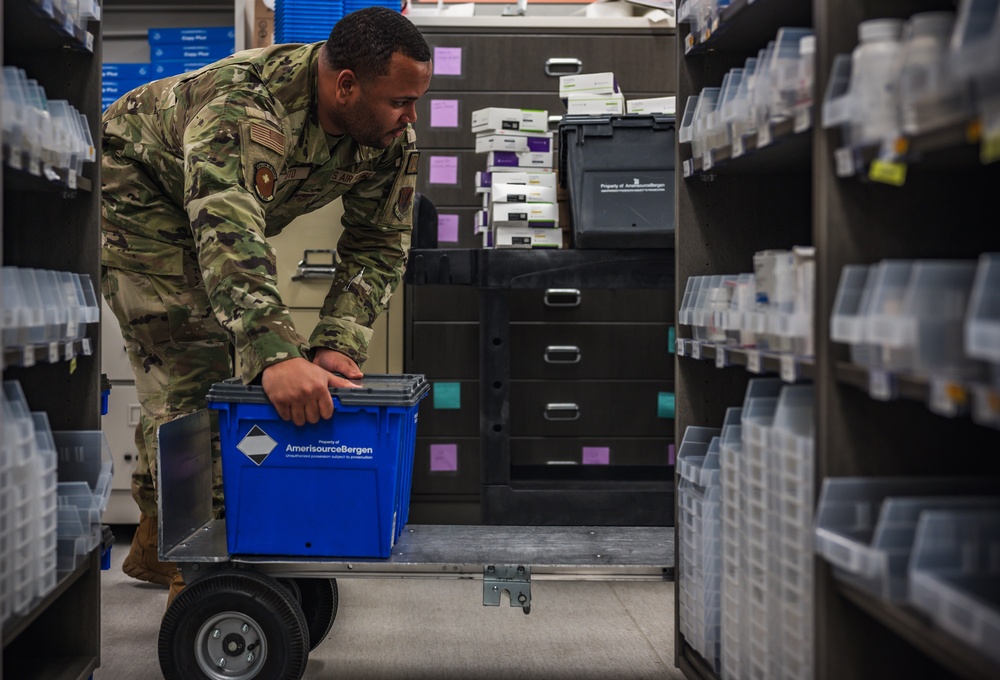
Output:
[101, 42, 418, 381]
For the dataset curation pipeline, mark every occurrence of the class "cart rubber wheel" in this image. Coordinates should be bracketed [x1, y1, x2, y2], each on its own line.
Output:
[278, 578, 339, 651]
[159, 569, 310, 680]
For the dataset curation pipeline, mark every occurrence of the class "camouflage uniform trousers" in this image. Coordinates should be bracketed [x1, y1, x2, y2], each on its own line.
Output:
[101, 247, 229, 518]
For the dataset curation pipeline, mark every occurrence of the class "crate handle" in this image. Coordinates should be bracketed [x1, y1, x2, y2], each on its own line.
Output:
[544, 58, 583, 77]
[544, 403, 580, 421]
[544, 345, 581, 364]
[543, 288, 581, 307]
[292, 249, 338, 281]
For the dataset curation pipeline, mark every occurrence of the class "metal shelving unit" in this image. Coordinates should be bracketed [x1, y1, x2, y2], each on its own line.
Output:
[1, 0, 104, 677]
[675, 1, 1000, 679]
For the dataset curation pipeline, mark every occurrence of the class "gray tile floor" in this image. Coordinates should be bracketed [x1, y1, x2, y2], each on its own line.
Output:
[97, 526, 683, 680]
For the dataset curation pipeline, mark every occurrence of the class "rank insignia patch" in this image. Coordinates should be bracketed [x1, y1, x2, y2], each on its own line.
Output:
[405, 151, 420, 175]
[254, 162, 277, 202]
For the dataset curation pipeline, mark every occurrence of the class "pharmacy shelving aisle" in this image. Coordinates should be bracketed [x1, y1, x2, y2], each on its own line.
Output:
[674, 1, 1000, 680]
[2, 0, 105, 678]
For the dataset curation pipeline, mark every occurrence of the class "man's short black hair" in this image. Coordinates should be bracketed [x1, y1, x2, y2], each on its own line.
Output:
[323, 7, 431, 80]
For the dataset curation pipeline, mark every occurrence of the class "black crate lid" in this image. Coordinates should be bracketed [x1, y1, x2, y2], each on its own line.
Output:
[207, 374, 430, 408]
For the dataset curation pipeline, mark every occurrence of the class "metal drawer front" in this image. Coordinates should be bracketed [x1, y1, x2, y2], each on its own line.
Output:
[509, 436, 674, 467]
[410, 285, 480, 322]
[410, 323, 479, 378]
[509, 323, 673, 379]
[411, 437, 480, 495]
[508, 288, 673, 322]
[415, 380, 480, 436]
[508, 380, 674, 437]
[421, 34, 676, 93]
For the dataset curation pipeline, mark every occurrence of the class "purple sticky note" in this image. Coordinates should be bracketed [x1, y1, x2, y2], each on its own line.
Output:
[668, 444, 676, 466]
[437, 213, 459, 242]
[582, 446, 610, 465]
[433, 47, 463, 76]
[429, 156, 458, 185]
[430, 99, 459, 128]
[430, 443, 458, 472]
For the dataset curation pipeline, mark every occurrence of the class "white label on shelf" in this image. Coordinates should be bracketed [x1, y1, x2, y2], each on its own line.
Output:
[67, 169, 77, 190]
[868, 369, 895, 401]
[64, 341, 76, 361]
[780, 354, 797, 383]
[691, 341, 702, 360]
[683, 159, 693, 178]
[732, 135, 744, 158]
[835, 148, 855, 177]
[22, 346, 35, 368]
[794, 107, 811, 134]
[85, 32, 95, 52]
[928, 379, 969, 418]
[8, 148, 23, 170]
[49, 342, 60, 364]
[703, 150, 714, 171]
[81, 338, 92, 356]
[28, 157, 41, 177]
[757, 124, 772, 148]
[972, 387, 1000, 428]
[716, 347, 727, 369]
[746, 350, 762, 374]
[676, 339, 686, 357]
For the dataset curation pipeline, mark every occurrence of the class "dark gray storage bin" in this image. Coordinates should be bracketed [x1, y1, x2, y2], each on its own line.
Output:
[558, 114, 676, 248]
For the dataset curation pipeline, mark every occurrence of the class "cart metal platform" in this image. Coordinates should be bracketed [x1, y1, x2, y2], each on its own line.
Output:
[155, 409, 674, 680]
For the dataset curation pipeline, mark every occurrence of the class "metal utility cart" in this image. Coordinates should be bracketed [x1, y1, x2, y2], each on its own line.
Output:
[156, 408, 674, 680]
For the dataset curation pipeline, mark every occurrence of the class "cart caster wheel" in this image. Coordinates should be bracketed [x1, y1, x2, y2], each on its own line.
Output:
[159, 570, 309, 680]
[278, 578, 339, 651]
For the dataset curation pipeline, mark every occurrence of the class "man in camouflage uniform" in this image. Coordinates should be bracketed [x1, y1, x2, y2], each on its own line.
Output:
[100, 7, 432, 605]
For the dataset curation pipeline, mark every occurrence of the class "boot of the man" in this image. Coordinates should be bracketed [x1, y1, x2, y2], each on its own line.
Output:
[122, 512, 177, 587]
[166, 571, 185, 611]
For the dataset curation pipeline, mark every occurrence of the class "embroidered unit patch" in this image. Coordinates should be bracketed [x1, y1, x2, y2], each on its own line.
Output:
[254, 162, 277, 202]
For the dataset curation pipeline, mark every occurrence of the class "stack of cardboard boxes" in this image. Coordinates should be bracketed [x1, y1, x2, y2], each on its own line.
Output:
[470, 107, 562, 249]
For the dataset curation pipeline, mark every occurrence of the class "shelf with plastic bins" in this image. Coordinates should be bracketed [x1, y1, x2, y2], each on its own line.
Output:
[835, 579, 999, 680]
[676, 338, 815, 385]
[2, 337, 93, 369]
[680, 110, 812, 177]
[3, 157, 93, 194]
[680, 0, 812, 56]
[5, 0, 99, 53]
[827, 114, 994, 186]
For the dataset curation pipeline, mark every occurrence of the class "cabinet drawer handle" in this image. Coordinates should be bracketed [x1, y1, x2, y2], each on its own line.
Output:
[544, 288, 581, 308]
[544, 403, 580, 421]
[292, 249, 338, 281]
[544, 58, 583, 77]
[544, 345, 581, 364]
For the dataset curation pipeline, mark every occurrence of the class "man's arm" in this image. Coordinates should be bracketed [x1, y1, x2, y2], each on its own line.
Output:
[309, 127, 419, 365]
[182, 92, 355, 424]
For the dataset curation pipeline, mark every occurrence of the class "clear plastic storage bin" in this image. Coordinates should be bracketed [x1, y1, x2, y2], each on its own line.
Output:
[965, 253, 1000, 385]
[908, 509, 1000, 663]
[53, 431, 113, 571]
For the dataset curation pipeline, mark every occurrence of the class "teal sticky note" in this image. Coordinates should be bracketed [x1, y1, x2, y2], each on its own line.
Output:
[668, 326, 676, 354]
[657, 392, 675, 419]
[433, 382, 461, 410]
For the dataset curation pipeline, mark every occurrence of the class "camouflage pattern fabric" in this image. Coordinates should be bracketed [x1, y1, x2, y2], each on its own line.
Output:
[100, 42, 418, 515]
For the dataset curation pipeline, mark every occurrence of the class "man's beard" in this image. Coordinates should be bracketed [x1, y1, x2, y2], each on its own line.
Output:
[342, 97, 396, 149]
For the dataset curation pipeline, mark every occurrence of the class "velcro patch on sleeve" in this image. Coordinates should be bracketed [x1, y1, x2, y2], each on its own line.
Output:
[249, 121, 286, 154]
[245, 106, 281, 127]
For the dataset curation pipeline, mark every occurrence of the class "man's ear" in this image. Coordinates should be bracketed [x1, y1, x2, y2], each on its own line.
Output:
[335, 69, 358, 103]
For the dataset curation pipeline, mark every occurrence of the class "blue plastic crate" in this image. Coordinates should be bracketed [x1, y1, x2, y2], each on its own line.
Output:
[147, 27, 235, 45]
[102, 62, 151, 80]
[208, 374, 428, 558]
[150, 43, 234, 62]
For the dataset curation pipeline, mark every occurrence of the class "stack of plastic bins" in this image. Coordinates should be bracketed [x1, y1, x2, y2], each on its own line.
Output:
[31, 412, 58, 599]
[908, 509, 1000, 664]
[2, 381, 42, 617]
[741, 393, 779, 680]
[0, 398, 12, 623]
[691, 88, 721, 163]
[677, 426, 721, 671]
[703, 72, 737, 156]
[53, 431, 113, 571]
[718, 416, 744, 680]
[768, 385, 815, 680]
[965, 254, 1000, 424]
[815, 477, 1000, 601]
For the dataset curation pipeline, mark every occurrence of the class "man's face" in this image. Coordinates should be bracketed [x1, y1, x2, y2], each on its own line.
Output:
[321, 52, 432, 148]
